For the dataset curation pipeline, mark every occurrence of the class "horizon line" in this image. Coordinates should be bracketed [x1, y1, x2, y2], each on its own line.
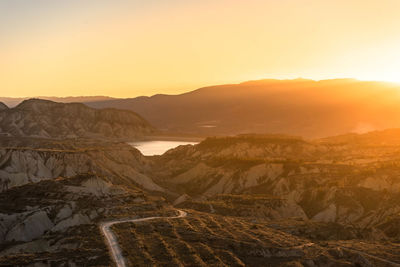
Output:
[1, 77, 400, 99]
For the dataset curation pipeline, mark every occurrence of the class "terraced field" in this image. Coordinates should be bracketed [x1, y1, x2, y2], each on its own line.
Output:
[111, 210, 400, 266]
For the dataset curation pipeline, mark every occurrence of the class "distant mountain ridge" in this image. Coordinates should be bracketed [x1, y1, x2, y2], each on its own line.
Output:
[0, 96, 115, 108]
[0, 99, 154, 139]
[86, 78, 400, 138]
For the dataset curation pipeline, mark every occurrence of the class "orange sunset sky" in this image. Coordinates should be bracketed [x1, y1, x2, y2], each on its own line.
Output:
[1, 0, 400, 97]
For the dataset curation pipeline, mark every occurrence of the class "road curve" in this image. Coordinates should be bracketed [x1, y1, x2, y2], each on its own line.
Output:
[100, 210, 187, 267]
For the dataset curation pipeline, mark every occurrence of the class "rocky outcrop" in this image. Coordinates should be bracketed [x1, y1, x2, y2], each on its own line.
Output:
[173, 194, 191, 206]
[153, 132, 400, 229]
[312, 204, 337, 223]
[0, 99, 154, 139]
[52, 212, 91, 232]
[5, 211, 54, 242]
[2, 130, 400, 265]
[0, 102, 7, 111]
[0, 173, 167, 265]
[0, 139, 164, 193]
[0, 209, 54, 243]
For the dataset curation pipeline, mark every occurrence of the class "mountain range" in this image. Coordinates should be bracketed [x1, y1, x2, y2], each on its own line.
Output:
[4, 79, 400, 138]
[84, 78, 400, 138]
[2, 81, 400, 265]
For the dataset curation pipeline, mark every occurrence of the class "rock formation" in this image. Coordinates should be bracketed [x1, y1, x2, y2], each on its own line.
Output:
[152, 132, 400, 231]
[0, 138, 163, 193]
[0, 173, 171, 266]
[0, 99, 154, 139]
[0, 102, 7, 111]
[2, 128, 400, 265]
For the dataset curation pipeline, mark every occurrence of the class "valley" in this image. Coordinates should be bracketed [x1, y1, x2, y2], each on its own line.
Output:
[4, 0, 400, 265]
[1, 100, 400, 266]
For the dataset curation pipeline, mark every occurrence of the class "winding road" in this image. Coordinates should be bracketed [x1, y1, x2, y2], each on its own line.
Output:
[100, 210, 187, 267]
[100, 209, 400, 267]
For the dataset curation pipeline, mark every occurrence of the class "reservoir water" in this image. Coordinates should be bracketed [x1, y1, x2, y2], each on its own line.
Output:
[130, 140, 198, 156]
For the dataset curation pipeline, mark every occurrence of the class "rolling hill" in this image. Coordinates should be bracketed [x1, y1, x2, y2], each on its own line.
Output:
[86, 78, 400, 138]
[0, 96, 115, 108]
[0, 99, 154, 139]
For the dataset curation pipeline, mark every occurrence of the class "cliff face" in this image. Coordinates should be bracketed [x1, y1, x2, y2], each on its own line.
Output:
[0, 139, 164, 193]
[2, 132, 400, 265]
[0, 99, 154, 139]
[152, 132, 400, 229]
[0, 173, 171, 266]
[0, 138, 171, 265]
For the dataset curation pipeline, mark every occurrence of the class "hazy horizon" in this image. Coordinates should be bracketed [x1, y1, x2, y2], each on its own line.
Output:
[2, 0, 400, 97]
[1, 77, 400, 99]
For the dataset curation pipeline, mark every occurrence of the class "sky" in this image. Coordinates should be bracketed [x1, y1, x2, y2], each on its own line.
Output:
[1, 0, 400, 97]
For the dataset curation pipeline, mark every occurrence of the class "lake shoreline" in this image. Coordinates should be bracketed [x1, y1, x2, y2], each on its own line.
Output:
[138, 135, 205, 142]
[129, 140, 199, 156]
